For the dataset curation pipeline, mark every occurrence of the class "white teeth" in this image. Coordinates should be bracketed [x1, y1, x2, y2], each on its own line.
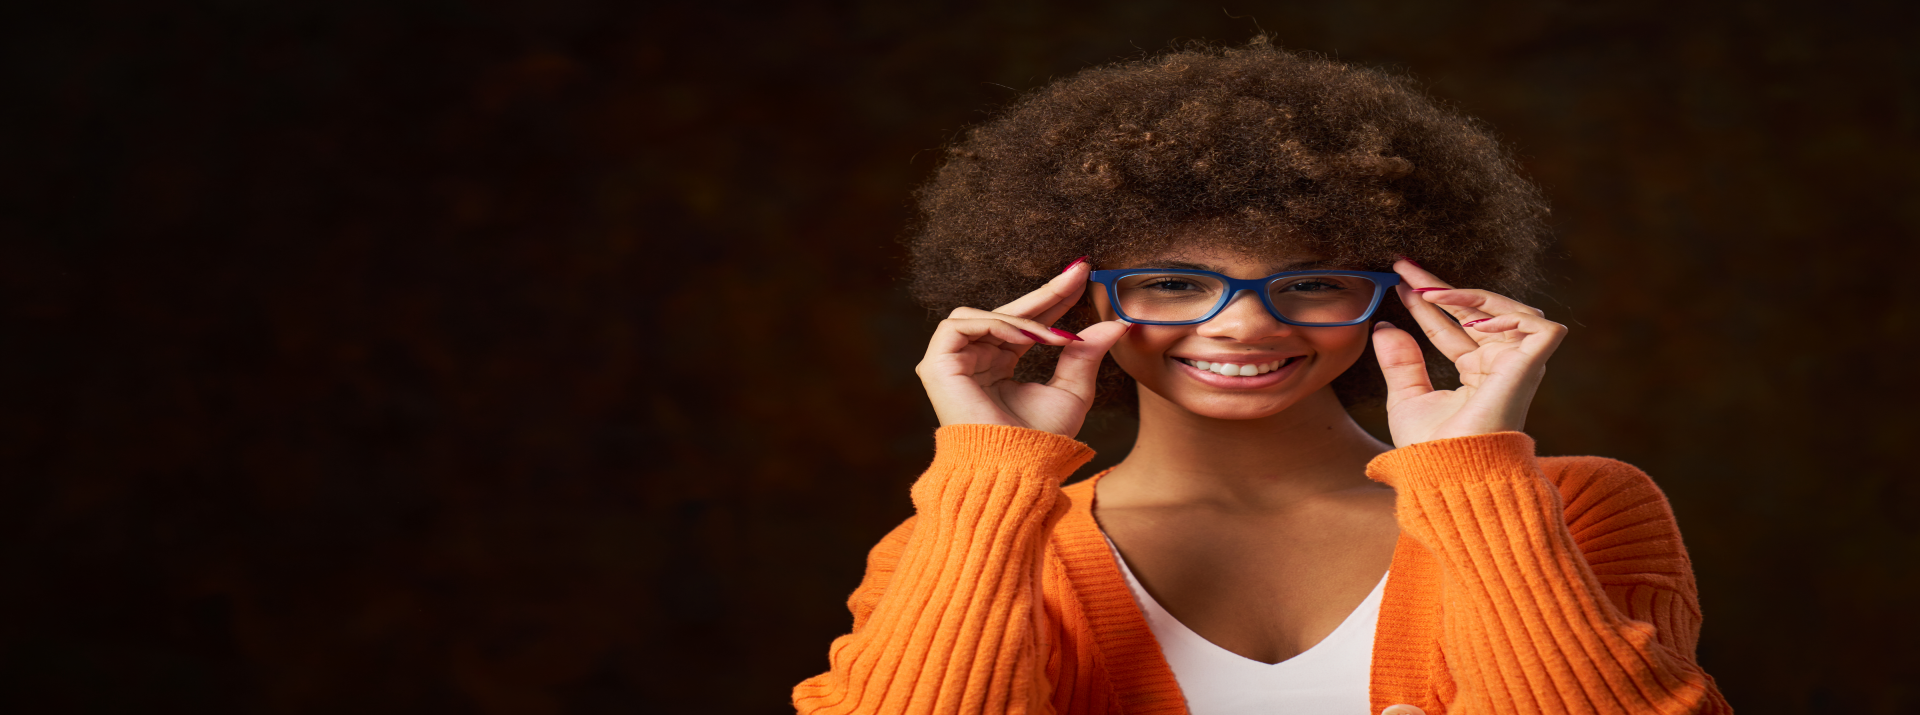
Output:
[1183, 358, 1289, 377]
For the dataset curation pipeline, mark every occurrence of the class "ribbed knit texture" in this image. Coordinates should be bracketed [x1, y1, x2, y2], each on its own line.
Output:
[794, 426, 1730, 714]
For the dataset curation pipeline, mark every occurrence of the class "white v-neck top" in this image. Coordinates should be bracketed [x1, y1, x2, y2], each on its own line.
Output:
[1102, 534, 1387, 715]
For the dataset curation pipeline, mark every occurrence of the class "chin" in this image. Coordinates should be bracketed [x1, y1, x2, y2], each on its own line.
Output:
[1172, 390, 1307, 421]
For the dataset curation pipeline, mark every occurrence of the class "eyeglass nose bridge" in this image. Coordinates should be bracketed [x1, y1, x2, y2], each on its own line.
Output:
[1210, 287, 1289, 326]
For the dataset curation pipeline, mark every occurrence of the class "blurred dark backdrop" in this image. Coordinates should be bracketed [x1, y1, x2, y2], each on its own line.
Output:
[4, 0, 1917, 713]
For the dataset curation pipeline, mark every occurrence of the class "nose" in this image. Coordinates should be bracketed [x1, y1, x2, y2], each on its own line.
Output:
[1195, 289, 1292, 340]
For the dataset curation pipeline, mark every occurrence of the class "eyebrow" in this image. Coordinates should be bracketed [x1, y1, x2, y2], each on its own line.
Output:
[1132, 258, 1340, 272]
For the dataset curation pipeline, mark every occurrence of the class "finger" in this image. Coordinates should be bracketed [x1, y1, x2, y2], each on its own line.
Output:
[1394, 258, 1507, 328]
[1370, 321, 1434, 411]
[946, 306, 1084, 348]
[1395, 285, 1481, 360]
[1418, 287, 1545, 321]
[1033, 259, 1097, 327]
[1382, 705, 1427, 715]
[923, 317, 1054, 361]
[1045, 319, 1128, 402]
[993, 259, 1093, 321]
[1393, 257, 1451, 290]
[1464, 312, 1569, 356]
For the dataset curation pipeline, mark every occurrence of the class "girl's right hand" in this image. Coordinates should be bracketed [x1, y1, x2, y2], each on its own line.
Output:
[914, 259, 1130, 438]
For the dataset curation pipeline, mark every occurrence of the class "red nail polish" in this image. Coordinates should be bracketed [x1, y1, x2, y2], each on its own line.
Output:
[1049, 327, 1084, 341]
[1412, 287, 1448, 293]
[1061, 256, 1090, 273]
[1462, 318, 1490, 327]
[1397, 256, 1423, 269]
[1018, 329, 1042, 341]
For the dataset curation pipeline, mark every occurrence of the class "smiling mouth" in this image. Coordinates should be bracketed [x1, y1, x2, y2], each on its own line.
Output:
[1176, 357, 1295, 377]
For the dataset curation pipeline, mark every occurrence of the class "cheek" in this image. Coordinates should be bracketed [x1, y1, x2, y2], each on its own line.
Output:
[1310, 326, 1375, 370]
[1108, 327, 1181, 374]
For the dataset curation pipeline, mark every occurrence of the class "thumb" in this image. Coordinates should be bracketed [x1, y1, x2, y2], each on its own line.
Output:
[1371, 321, 1434, 411]
[1046, 320, 1128, 402]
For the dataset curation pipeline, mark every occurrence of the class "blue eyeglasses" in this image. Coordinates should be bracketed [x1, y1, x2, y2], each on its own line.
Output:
[1088, 268, 1402, 326]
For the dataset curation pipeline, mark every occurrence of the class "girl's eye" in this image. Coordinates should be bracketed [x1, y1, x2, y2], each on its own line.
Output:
[1281, 280, 1342, 292]
[1149, 280, 1198, 291]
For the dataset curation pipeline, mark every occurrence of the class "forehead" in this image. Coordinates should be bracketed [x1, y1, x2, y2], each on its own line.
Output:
[1116, 243, 1332, 273]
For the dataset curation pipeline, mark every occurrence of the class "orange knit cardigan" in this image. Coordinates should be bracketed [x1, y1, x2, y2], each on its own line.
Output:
[794, 425, 1730, 714]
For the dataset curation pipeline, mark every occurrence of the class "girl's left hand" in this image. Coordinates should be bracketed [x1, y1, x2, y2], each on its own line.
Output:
[1370, 258, 1568, 448]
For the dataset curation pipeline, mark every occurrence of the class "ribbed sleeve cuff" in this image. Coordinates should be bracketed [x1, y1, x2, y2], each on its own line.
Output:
[1364, 431, 1538, 488]
[929, 424, 1097, 484]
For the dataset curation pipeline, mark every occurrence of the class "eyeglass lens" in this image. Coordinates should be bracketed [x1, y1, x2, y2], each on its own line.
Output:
[1112, 272, 1381, 324]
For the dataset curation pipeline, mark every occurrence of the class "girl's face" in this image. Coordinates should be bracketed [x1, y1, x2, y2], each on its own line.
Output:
[1090, 243, 1374, 421]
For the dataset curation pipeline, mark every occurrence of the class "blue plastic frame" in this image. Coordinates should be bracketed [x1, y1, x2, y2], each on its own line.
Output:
[1087, 268, 1403, 326]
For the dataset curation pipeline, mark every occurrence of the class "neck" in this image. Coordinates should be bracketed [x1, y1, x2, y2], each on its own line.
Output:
[1106, 385, 1392, 510]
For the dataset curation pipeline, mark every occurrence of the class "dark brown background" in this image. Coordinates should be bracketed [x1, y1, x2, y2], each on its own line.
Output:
[4, 0, 1916, 713]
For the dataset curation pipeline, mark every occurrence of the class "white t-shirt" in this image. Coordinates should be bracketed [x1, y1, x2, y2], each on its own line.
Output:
[1103, 534, 1386, 715]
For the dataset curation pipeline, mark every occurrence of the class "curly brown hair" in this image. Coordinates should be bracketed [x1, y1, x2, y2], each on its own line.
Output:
[907, 37, 1551, 411]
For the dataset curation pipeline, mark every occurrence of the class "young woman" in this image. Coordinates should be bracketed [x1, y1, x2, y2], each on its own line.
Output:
[795, 38, 1728, 715]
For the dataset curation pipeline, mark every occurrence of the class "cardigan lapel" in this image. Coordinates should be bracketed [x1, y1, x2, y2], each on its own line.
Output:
[1369, 533, 1445, 714]
[1055, 474, 1188, 714]
[1054, 472, 1445, 715]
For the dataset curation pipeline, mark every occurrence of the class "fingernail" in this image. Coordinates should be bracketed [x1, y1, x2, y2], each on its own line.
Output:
[1397, 256, 1423, 269]
[1049, 327, 1085, 341]
[1061, 255, 1090, 273]
[1372, 321, 1393, 331]
[1462, 318, 1490, 327]
[1018, 329, 1042, 341]
[1411, 287, 1448, 293]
